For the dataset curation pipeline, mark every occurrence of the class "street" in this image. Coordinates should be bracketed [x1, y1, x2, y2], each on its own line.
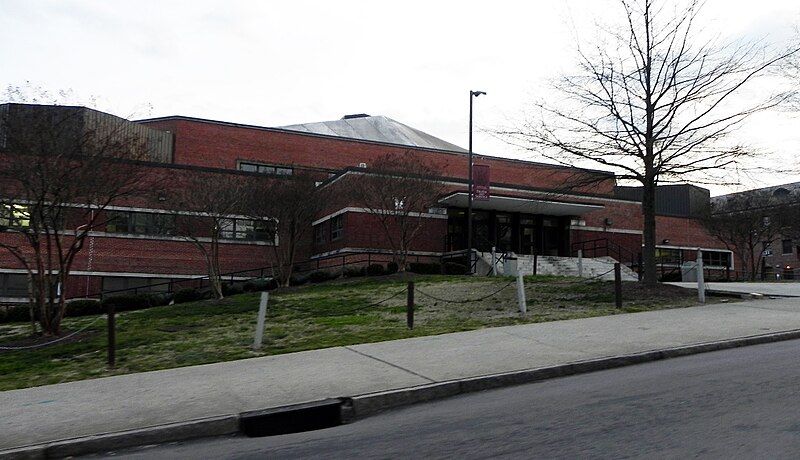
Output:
[100, 339, 800, 459]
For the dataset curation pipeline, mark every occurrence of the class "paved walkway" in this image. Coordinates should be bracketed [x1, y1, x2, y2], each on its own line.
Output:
[670, 282, 800, 297]
[4, 297, 800, 450]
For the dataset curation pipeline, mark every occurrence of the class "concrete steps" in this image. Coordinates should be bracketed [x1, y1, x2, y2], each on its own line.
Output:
[476, 252, 638, 281]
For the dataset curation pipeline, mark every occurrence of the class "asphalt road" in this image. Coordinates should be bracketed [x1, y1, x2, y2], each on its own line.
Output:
[98, 340, 800, 459]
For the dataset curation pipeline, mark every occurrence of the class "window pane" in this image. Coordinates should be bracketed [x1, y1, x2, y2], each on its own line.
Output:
[0, 204, 30, 228]
[4, 274, 29, 297]
[275, 167, 293, 175]
[237, 219, 254, 239]
[106, 212, 130, 233]
[252, 220, 273, 242]
[219, 219, 235, 239]
[258, 165, 276, 174]
[240, 163, 258, 172]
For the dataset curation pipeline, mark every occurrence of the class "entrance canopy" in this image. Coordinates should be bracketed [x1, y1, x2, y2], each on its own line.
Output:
[438, 192, 603, 216]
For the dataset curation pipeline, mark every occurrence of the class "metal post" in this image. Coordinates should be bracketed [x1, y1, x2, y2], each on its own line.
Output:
[614, 263, 622, 308]
[491, 246, 497, 276]
[516, 272, 527, 314]
[577, 249, 583, 278]
[253, 292, 269, 350]
[533, 253, 538, 276]
[107, 303, 116, 368]
[406, 281, 414, 329]
[467, 93, 474, 274]
[697, 249, 705, 304]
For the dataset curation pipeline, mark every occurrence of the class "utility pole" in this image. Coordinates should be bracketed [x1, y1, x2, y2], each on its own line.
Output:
[467, 90, 486, 273]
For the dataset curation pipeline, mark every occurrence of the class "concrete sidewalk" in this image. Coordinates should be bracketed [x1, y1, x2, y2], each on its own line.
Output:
[669, 281, 800, 297]
[4, 297, 800, 451]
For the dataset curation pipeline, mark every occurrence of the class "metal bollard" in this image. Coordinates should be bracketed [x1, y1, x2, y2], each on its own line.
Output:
[407, 281, 414, 329]
[614, 263, 622, 308]
[253, 291, 269, 350]
[517, 272, 527, 314]
[107, 303, 116, 368]
[697, 249, 705, 304]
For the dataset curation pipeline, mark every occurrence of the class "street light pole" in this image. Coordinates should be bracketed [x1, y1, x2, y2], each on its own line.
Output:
[467, 90, 485, 273]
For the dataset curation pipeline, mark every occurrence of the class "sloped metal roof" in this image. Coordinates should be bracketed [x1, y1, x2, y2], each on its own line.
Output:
[279, 115, 467, 152]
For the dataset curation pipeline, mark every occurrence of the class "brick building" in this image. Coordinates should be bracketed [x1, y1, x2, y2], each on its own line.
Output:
[0, 104, 733, 302]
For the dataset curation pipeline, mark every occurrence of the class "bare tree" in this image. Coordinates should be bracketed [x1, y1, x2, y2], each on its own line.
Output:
[501, 0, 798, 284]
[0, 102, 153, 335]
[704, 190, 794, 280]
[173, 172, 262, 299]
[246, 173, 324, 286]
[345, 152, 446, 271]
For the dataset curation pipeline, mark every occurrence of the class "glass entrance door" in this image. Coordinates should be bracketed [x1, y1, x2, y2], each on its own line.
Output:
[542, 217, 561, 256]
[495, 213, 513, 252]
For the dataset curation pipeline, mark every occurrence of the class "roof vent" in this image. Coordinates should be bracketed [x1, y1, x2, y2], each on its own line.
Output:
[342, 113, 370, 120]
[358, 162, 367, 168]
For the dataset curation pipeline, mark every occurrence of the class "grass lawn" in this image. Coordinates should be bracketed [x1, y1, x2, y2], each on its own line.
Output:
[0, 274, 717, 391]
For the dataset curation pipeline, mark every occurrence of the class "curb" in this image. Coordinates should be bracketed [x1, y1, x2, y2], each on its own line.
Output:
[4, 328, 800, 459]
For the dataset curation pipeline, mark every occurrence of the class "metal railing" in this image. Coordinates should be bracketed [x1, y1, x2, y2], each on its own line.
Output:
[571, 238, 641, 279]
[83, 250, 427, 300]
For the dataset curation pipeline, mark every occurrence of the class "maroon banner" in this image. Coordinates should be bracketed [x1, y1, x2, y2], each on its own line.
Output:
[472, 164, 490, 201]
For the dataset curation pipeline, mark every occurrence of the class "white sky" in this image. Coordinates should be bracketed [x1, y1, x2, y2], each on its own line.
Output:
[1, 0, 799, 195]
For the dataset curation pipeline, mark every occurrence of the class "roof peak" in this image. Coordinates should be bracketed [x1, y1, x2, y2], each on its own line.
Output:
[279, 115, 467, 152]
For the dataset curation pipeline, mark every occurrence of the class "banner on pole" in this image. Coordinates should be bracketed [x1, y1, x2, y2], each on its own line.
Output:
[472, 164, 490, 201]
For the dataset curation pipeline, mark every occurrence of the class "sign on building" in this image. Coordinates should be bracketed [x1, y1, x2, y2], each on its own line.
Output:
[472, 164, 490, 201]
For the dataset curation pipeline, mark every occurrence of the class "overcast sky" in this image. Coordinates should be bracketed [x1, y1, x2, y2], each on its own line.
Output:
[2, 0, 798, 195]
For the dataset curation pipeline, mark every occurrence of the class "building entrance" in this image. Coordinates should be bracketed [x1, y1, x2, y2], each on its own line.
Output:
[446, 208, 570, 256]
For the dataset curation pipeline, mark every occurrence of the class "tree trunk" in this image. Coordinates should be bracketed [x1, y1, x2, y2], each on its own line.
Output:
[641, 181, 658, 285]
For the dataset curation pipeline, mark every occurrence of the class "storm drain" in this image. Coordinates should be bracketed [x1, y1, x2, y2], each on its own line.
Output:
[239, 398, 344, 437]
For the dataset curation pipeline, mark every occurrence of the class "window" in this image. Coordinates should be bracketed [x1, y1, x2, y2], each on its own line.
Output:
[330, 215, 344, 241]
[220, 218, 274, 242]
[238, 161, 293, 176]
[0, 273, 28, 297]
[655, 248, 682, 264]
[783, 239, 793, 255]
[106, 211, 175, 236]
[702, 251, 730, 268]
[314, 224, 326, 245]
[0, 204, 30, 229]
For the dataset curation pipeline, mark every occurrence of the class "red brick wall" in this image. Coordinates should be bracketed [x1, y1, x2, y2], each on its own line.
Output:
[312, 211, 447, 255]
[139, 118, 615, 195]
[0, 233, 276, 276]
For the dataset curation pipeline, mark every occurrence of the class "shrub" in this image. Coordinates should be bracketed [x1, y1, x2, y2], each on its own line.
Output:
[173, 288, 202, 304]
[101, 292, 171, 312]
[366, 264, 385, 276]
[222, 283, 244, 296]
[66, 299, 103, 316]
[0, 305, 34, 323]
[343, 266, 366, 278]
[308, 270, 334, 283]
[243, 278, 278, 292]
[289, 274, 308, 286]
[443, 262, 469, 275]
[386, 262, 399, 274]
[408, 262, 442, 275]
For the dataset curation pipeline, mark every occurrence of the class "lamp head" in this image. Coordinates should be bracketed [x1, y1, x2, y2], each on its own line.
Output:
[471, 90, 486, 97]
